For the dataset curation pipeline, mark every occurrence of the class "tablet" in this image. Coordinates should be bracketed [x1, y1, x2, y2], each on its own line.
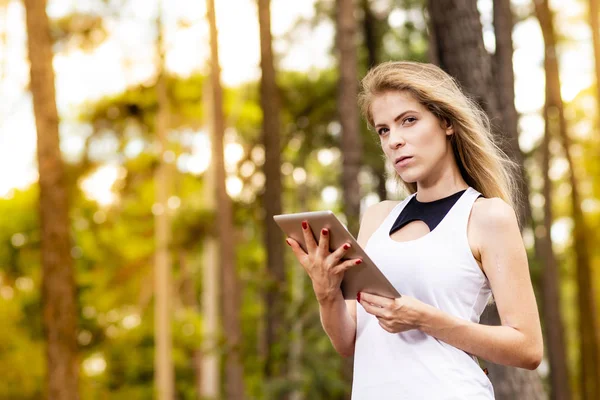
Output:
[273, 210, 401, 300]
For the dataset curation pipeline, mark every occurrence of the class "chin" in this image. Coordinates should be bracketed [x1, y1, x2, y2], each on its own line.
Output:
[395, 168, 419, 183]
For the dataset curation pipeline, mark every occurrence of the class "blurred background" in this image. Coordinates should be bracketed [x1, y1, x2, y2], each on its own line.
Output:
[1, 0, 599, 399]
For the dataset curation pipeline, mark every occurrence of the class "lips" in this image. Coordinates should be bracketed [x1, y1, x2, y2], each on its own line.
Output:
[395, 155, 413, 164]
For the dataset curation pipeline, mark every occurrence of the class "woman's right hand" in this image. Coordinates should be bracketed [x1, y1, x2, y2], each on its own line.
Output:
[286, 220, 363, 303]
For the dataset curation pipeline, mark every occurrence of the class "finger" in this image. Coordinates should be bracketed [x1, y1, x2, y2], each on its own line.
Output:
[360, 298, 388, 318]
[378, 319, 393, 333]
[301, 220, 318, 254]
[317, 228, 330, 257]
[332, 258, 362, 275]
[328, 242, 351, 266]
[286, 238, 309, 266]
[360, 292, 395, 308]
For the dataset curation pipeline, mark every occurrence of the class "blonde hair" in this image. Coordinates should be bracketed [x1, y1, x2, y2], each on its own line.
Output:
[358, 61, 521, 220]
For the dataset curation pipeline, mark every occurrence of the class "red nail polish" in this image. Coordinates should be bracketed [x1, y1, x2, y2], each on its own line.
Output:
[322, 228, 328, 236]
[343, 243, 350, 250]
[357, 292, 361, 302]
[302, 221, 307, 229]
[355, 259, 362, 265]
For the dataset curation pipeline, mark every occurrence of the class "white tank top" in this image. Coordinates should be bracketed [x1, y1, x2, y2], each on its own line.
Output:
[352, 186, 495, 399]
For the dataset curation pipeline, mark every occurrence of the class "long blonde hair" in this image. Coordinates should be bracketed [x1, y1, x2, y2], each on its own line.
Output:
[358, 61, 521, 220]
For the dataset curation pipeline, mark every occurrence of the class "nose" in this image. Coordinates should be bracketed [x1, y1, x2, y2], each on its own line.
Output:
[387, 127, 405, 149]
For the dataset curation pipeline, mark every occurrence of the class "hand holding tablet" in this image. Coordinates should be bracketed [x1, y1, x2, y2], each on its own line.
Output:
[274, 210, 401, 300]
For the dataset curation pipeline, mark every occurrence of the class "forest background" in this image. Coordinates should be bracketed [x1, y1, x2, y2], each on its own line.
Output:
[1, 0, 599, 399]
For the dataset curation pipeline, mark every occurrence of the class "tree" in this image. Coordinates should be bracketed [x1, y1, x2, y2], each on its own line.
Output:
[206, 0, 245, 398]
[23, 0, 79, 399]
[538, 89, 572, 400]
[533, 1, 600, 398]
[257, 0, 287, 384]
[427, 0, 546, 398]
[492, 1, 570, 398]
[335, 0, 362, 396]
[588, 0, 600, 116]
[153, 4, 175, 399]
[360, 0, 387, 203]
[336, 0, 362, 238]
[201, 81, 220, 399]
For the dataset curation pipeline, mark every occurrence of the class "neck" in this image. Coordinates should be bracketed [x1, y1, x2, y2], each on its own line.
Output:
[415, 154, 468, 202]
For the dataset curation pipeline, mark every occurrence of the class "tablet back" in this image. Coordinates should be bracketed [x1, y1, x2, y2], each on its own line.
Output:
[274, 211, 400, 299]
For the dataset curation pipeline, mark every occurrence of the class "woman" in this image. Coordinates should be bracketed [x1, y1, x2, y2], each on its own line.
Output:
[285, 61, 543, 399]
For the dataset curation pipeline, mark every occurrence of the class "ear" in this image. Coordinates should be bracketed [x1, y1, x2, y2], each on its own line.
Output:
[443, 118, 454, 136]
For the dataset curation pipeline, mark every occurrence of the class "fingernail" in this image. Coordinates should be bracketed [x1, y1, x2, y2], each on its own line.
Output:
[302, 221, 307, 229]
[286, 239, 291, 246]
[343, 243, 350, 250]
[357, 292, 361, 302]
[355, 259, 362, 265]
[322, 228, 328, 236]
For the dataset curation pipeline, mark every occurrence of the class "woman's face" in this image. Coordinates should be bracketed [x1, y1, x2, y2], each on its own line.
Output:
[370, 90, 454, 185]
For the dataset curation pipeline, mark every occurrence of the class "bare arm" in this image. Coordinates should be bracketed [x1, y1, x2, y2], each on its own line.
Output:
[288, 202, 394, 357]
[419, 198, 543, 369]
[319, 202, 396, 357]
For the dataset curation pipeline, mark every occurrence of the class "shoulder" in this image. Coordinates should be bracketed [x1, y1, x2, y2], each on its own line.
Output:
[356, 200, 400, 247]
[470, 196, 520, 251]
[362, 200, 400, 221]
[471, 196, 518, 231]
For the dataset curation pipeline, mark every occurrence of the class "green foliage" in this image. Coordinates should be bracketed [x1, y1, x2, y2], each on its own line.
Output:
[7, 0, 596, 398]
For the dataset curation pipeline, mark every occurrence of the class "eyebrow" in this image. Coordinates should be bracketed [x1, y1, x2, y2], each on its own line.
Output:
[374, 110, 419, 128]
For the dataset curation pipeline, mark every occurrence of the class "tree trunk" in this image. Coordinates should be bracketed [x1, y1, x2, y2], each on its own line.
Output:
[492, 1, 571, 398]
[206, 0, 245, 398]
[336, 0, 362, 396]
[257, 0, 287, 383]
[428, 1, 546, 398]
[589, 0, 600, 115]
[336, 0, 362, 240]
[491, 0, 531, 227]
[428, 0, 501, 126]
[534, 1, 600, 399]
[537, 101, 572, 400]
[289, 176, 309, 400]
[177, 252, 203, 397]
[154, 8, 175, 400]
[361, 0, 387, 203]
[361, 0, 378, 69]
[23, 1, 79, 399]
[201, 74, 220, 400]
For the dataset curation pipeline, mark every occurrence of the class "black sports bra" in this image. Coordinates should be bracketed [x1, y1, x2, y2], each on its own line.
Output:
[390, 189, 482, 235]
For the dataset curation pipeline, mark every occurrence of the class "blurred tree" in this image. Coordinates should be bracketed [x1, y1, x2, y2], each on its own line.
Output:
[588, 0, 600, 115]
[23, 0, 80, 399]
[201, 82, 220, 398]
[534, 1, 600, 398]
[336, 0, 362, 238]
[492, 0, 531, 227]
[257, 0, 287, 389]
[206, 0, 245, 398]
[360, 0, 388, 203]
[538, 81, 572, 400]
[427, 0, 546, 398]
[153, 4, 175, 399]
[492, 1, 571, 398]
[336, 0, 362, 397]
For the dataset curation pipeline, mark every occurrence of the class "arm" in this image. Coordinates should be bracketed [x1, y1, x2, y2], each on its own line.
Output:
[318, 293, 356, 357]
[420, 198, 543, 369]
[360, 198, 544, 369]
[317, 201, 396, 357]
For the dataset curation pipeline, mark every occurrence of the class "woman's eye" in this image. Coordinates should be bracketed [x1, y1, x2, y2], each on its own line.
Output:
[403, 117, 417, 125]
[377, 127, 389, 135]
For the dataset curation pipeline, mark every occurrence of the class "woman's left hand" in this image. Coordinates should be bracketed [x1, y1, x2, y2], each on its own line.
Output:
[358, 292, 428, 334]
